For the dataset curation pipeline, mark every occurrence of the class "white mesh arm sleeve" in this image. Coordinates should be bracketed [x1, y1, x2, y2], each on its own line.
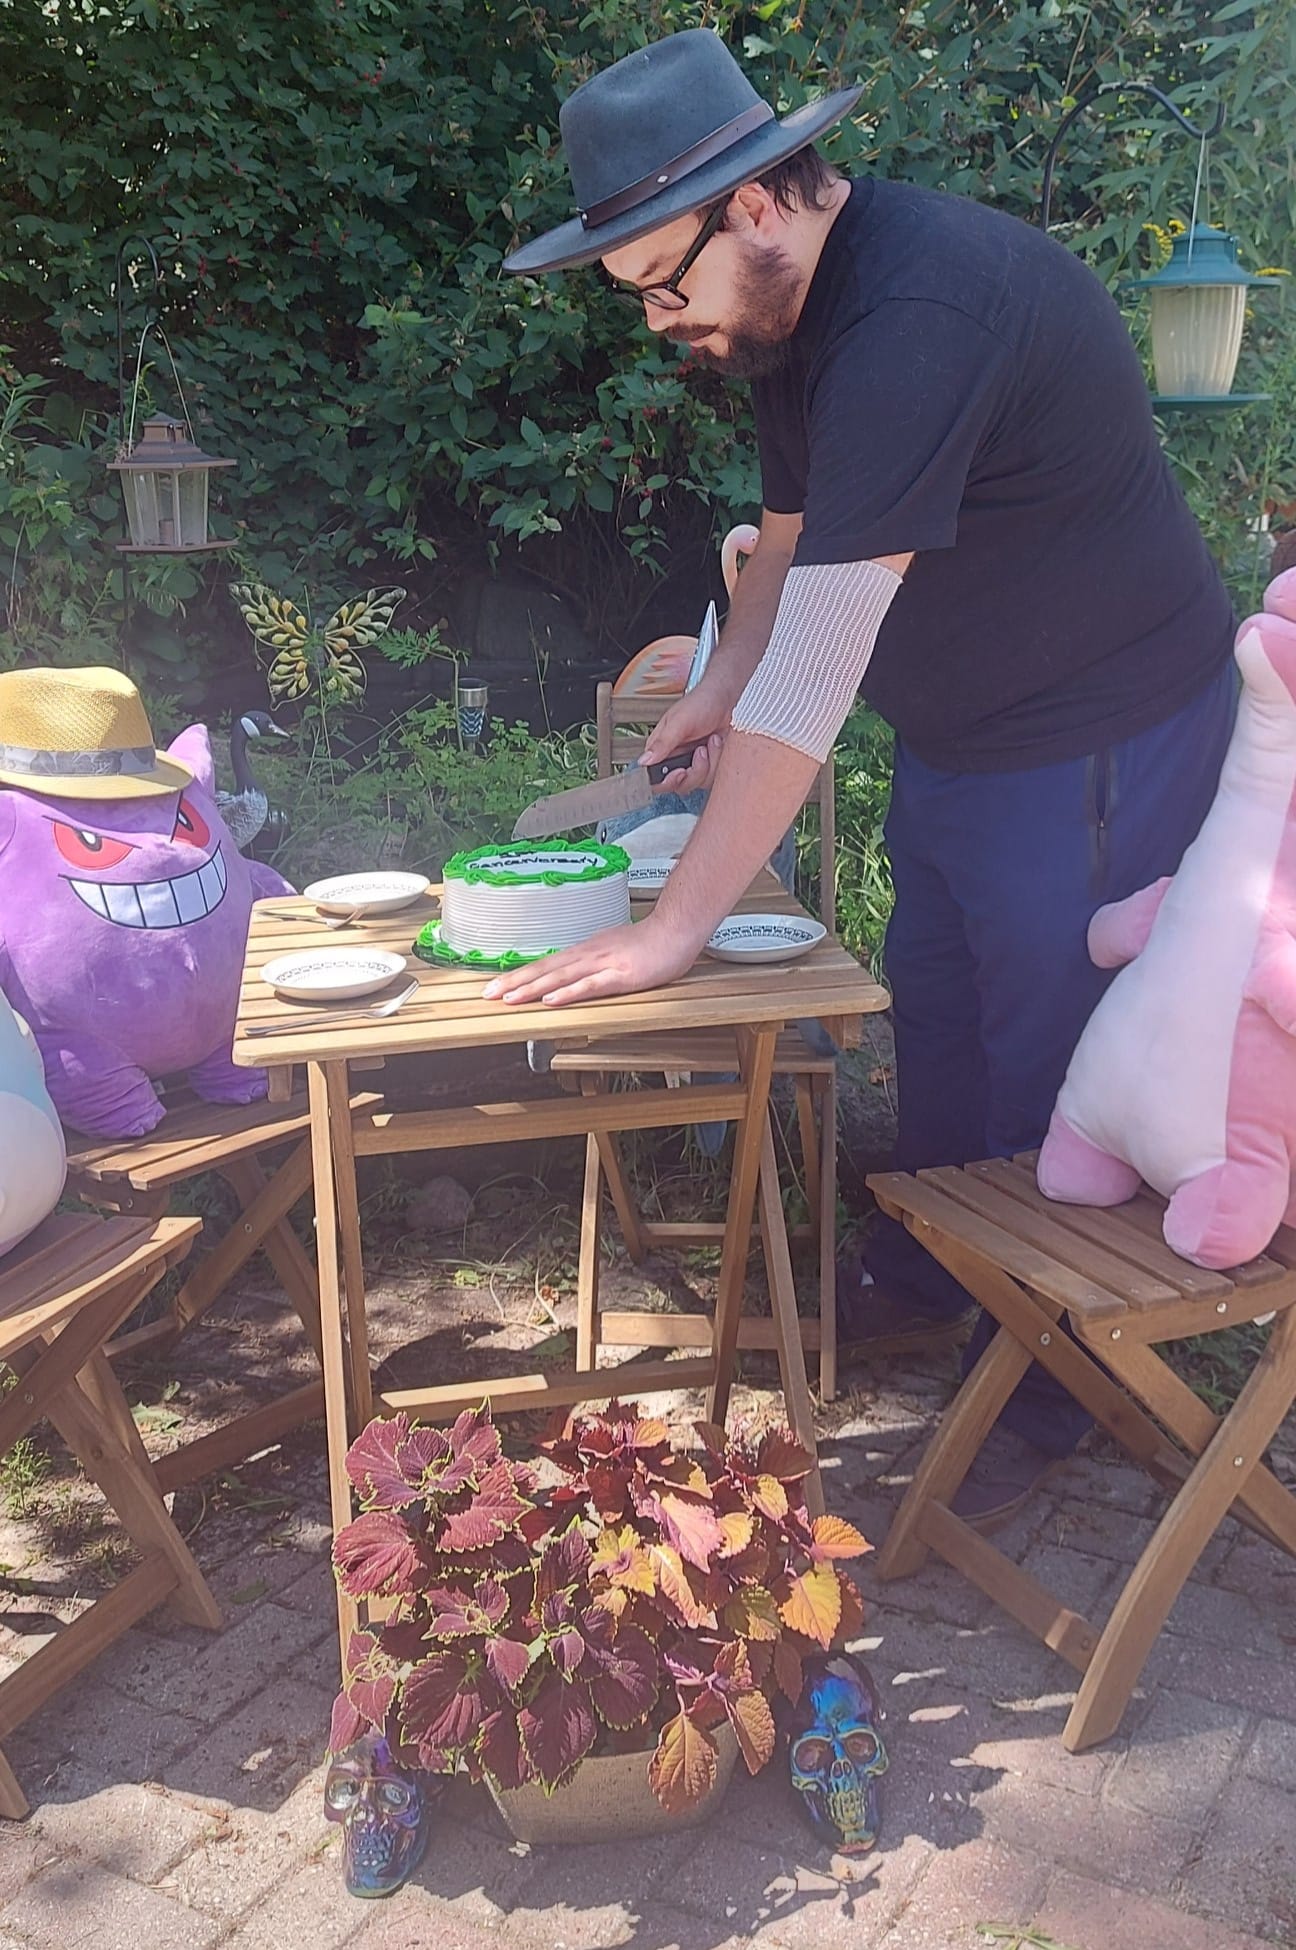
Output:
[728, 560, 903, 762]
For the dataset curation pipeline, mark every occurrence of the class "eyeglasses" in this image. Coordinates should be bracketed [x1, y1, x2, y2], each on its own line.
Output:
[606, 199, 730, 312]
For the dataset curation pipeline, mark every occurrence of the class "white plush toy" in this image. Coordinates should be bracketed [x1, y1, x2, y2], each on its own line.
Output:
[1038, 567, 1296, 1268]
[0, 995, 66, 1258]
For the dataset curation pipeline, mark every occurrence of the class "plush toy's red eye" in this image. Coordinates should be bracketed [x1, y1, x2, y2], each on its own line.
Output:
[52, 822, 134, 871]
[172, 797, 211, 849]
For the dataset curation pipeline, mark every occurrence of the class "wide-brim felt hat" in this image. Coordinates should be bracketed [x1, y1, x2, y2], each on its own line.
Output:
[503, 28, 863, 276]
[0, 666, 191, 799]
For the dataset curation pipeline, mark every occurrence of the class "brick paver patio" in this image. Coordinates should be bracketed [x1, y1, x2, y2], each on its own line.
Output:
[0, 1351, 1292, 1950]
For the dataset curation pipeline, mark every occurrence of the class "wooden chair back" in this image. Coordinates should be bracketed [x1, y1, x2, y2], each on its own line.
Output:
[594, 682, 837, 933]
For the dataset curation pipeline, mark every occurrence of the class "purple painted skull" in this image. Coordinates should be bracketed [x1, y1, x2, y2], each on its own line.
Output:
[788, 1653, 888, 1854]
[324, 1732, 431, 1898]
[0, 724, 291, 1136]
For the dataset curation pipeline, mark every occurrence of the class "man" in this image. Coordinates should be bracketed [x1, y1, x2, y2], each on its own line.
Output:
[492, 29, 1236, 1523]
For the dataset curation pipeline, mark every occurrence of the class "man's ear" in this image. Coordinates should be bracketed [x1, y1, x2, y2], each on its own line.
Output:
[728, 179, 781, 236]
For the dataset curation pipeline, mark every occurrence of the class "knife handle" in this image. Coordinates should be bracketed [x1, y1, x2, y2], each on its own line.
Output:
[643, 747, 706, 787]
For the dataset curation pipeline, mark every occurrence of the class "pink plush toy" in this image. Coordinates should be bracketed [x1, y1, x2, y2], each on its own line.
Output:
[0, 667, 292, 1138]
[1038, 567, 1296, 1269]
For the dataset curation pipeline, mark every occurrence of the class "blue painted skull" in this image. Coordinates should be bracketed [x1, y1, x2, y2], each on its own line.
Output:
[788, 1654, 888, 1854]
[324, 1732, 430, 1898]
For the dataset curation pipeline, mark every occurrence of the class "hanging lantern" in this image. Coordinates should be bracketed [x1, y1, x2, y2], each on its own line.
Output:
[1123, 224, 1284, 408]
[108, 414, 237, 553]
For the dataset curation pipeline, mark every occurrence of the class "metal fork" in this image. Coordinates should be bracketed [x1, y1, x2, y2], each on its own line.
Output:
[244, 976, 419, 1038]
[264, 905, 363, 931]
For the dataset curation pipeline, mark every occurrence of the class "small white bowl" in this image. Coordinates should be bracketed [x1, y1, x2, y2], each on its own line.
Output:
[262, 949, 408, 1002]
[704, 914, 827, 965]
[303, 871, 431, 915]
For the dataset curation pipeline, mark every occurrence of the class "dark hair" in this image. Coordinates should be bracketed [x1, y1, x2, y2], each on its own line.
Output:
[725, 143, 842, 222]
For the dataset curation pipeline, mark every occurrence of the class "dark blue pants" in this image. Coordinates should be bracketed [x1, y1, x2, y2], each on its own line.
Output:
[860, 664, 1237, 1458]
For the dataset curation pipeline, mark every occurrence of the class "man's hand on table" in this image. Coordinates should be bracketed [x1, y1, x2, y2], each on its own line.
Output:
[483, 914, 700, 1008]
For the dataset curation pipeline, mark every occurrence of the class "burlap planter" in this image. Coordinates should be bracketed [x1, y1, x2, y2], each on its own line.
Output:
[486, 1722, 740, 1844]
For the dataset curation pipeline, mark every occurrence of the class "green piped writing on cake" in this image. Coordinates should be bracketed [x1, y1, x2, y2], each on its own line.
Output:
[440, 841, 630, 891]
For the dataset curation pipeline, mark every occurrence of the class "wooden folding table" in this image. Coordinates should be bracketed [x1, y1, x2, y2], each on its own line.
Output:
[232, 888, 887, 1653]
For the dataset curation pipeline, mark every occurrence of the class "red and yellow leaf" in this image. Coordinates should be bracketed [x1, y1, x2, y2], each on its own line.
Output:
[332, 1510, 421, 1598]
[649, 1544, 716, 1629]
[752, 1474, 788, 1522]
[810, 1514, 871, 1560]
[518, 1670, 597, 1788]
[773, 1637, 804, 1704]
[328, 1689, 367, 1754]
[723, 1587, 781, 1642]
[648, 1710, 719, 1815]
[836, 1570, 866, 1643]
[756, 1428, 815, 1482]
[726, 1688, 776, 1773]
[778, 1564, 842, 1648]
[656, 1490, 725, 1572]
[716, 1511, 754, 1558]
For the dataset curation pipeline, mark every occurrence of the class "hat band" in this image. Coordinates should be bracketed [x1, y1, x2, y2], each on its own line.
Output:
[580, 101, 775, 229]
[0, 740, 157, 780]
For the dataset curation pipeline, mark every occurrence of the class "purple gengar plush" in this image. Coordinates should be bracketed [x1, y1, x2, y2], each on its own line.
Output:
[0, 724, 293, 1136]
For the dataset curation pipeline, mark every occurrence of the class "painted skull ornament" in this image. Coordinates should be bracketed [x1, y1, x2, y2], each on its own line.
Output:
[324, 1732, 431, 1898]
[788, 1654, 888, 1854]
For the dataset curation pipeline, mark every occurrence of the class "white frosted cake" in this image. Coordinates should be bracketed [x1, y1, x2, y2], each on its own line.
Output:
[419, 842, 631, 968]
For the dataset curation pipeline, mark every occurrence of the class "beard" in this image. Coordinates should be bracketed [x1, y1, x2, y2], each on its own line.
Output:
[665, 239, 802, 380]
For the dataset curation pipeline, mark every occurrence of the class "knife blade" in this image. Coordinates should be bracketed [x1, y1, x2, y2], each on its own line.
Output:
[684, 599, 718, 694]
[511, 748, 699, 840]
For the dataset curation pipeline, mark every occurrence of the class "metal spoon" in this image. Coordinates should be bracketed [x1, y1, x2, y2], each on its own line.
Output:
[244, 976, 419, 1038]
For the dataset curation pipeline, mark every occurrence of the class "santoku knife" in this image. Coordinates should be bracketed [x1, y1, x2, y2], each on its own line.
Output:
[511, 748, 699, 840]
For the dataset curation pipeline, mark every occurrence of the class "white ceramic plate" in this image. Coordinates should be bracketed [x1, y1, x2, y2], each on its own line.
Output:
[262, 949, 408, 1002]
[303, 871, 431, 915]
[704, 914, 827, 965]
[627, 859, 676, 894]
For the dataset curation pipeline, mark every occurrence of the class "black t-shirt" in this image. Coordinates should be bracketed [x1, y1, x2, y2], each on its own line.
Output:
[753, 179, 1236, 772]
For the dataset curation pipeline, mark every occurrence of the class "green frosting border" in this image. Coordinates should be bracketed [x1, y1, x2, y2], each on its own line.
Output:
[441, 839, 630, 891]
[413, 921, 555, 972]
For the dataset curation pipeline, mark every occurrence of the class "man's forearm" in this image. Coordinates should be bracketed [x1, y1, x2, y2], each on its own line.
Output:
[649, 727, 820, 954]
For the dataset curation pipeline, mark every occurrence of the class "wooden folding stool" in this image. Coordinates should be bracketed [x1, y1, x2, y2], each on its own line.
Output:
[549, 682, 849, 1399]
[0, 1213, 221, 1818]
[63, 1087, 379, 1490]
[867, 1154, 1296, 1751]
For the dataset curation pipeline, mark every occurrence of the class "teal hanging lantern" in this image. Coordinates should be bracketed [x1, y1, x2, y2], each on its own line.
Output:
[1122, 223, 1284, 409]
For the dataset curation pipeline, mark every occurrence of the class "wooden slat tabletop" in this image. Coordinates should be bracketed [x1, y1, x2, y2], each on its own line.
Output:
[233, 876, 889, 1066]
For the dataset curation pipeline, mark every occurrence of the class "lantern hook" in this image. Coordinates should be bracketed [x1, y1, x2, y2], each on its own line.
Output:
[1038, 82, 1226, 234]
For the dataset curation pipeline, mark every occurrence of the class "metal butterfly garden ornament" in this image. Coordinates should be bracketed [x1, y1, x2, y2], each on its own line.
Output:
[229, 584, 406, 705]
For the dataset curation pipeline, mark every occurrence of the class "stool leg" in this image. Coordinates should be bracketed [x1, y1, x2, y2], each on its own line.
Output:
[44, 1352, 221, 1632]
[817, 1073, 838, 1403]
[222, 1150, 324, 1363]
[878, 1320, 1032, 1581]
[577, 1130, 602, 1374]
[0, 1748, 29, 1821]
[758, 1114, 824, 1518]
[1067, 1307, 1296, 1751]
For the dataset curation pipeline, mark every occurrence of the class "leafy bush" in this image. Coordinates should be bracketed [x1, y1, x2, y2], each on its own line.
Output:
[1, 0, 1290, 652]
[329, 1399, 869, 1808]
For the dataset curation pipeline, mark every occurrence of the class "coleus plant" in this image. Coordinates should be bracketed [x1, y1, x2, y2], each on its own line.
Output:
[328, 1401, 869, 1813]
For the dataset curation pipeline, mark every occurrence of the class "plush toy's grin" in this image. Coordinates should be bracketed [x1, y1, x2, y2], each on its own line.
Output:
[64, 845, 228, 929]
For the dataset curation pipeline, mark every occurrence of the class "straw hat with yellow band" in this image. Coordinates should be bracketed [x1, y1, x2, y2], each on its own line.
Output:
[0, 667, 192, 799]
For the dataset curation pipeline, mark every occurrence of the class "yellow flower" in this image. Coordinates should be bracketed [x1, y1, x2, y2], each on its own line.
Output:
[1254, 266, 1290, 278]
[1166, 218, 1187, 236]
